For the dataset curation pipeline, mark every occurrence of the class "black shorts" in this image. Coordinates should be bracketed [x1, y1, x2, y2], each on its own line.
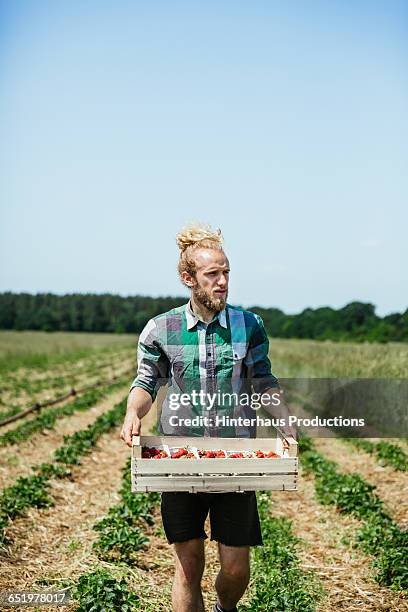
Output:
[160, 491, 263, 547]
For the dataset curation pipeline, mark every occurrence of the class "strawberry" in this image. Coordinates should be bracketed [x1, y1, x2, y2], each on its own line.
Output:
[266, 451, 279, 458]
[172, 448, 188, 458]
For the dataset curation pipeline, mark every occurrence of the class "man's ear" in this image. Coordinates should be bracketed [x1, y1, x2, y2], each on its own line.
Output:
[181, 271, 196, 288]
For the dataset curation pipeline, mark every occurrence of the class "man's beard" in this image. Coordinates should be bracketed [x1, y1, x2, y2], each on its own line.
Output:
[193, 286, 227, 313]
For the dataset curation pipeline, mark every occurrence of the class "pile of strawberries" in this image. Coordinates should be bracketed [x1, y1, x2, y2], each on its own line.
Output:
[254, 450, 279, 458]
[141, 446, 279, 459]
[171, 448, 195, 458]
[198, 450, 226, 458]
[141, 446, 169, 459]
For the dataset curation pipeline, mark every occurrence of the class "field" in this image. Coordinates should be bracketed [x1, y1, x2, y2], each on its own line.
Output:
[0, 331, 406, 611]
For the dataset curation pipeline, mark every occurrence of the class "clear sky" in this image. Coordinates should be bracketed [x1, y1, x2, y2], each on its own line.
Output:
[1, 1, 406, 316]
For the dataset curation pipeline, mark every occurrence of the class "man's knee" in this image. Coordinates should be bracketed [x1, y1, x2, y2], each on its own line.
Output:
[218, 544, 250, 584]
[174, 538, 205, 585]
[220, 562, 250, 584]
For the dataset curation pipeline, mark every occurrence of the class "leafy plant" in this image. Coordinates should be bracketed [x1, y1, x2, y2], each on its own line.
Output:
[300, 436, 408, 593]
[242, 492, 323, 611]
[0, 379, 126, 447]
[0, 397, 127, 545]
[92, 458, 159, 563]
[344, 438, 407, 472]
[72, 568, 139, 611]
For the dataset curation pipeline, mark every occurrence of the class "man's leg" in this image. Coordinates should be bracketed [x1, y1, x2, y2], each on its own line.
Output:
[172, 537, 206, 612]
[214, 543, 250, 611]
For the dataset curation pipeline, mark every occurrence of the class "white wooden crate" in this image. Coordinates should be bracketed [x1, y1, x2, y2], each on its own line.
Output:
[132, 434, 298, 493]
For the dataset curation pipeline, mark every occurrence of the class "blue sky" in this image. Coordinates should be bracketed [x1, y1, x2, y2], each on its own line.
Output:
[1, 0, 407, 316]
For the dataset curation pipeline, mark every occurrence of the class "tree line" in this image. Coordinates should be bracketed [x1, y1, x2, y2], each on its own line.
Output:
[0, 292, 406, 343]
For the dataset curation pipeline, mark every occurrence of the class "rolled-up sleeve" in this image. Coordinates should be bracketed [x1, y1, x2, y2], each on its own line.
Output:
[244, 314, 279, 393]
[129, 319, 169, 401]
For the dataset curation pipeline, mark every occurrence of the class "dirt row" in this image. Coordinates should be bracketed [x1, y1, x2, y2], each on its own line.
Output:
[1, 346, 135, 387]
[271, 469, 408, 611]
[0, 353, 135, 415]
[0, 386, 130, 490]
[314, 438, 408, 529]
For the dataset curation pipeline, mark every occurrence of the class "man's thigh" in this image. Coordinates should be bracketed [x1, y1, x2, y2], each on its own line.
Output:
[161, 492, 210, 544]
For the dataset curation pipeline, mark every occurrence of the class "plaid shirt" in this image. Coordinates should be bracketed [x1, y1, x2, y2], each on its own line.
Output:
[129, 300, 279, 438]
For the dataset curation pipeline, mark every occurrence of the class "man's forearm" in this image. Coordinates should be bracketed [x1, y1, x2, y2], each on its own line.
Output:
[127, 386, 153, 419]
[258, 386, 297, 438]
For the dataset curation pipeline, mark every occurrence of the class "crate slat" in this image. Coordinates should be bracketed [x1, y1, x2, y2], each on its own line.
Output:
[135, 457, 297, 475]
[132, 474, 297, 493]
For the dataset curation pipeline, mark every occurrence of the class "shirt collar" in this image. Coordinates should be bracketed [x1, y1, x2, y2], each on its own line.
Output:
[185, 299, 227, 330]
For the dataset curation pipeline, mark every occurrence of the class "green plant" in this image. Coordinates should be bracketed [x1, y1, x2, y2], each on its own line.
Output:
[242, 492, 322, 611]
[92, 458, 159, 563]
[300, 436, 408, 593]
[344, 439, 407, 472]
[0, 398, 127, 545]
[72, 568, 139, 611]
[0, 379, 127, 447]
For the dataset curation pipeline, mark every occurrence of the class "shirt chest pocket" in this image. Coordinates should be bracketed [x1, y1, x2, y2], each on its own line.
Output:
[217, 343, 248, 375]
[232, 345, 247, 363]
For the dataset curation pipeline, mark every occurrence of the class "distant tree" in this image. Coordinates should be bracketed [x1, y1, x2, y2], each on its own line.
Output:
[0, 293, 406, 343]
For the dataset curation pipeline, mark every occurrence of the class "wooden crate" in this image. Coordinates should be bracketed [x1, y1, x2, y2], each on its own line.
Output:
[132, 434, 298, 493]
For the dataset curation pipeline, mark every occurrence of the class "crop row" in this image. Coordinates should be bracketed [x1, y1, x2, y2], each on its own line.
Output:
[286, 393, 407, 474]
[0, 350, 133, 416]
[70, 458, 160, 610]
[241, 491, 322, 611]
[0, 377, 128, 446]
[343, 438, 407, 472]
[299, 436, 408, 593]
[0, 396, 127, 546]
[92, 457, 159, 563]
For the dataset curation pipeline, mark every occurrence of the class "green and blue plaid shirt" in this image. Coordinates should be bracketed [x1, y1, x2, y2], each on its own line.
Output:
[129, 300, 279, 437]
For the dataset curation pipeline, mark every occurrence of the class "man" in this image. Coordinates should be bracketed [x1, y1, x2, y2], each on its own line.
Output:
[120, 224, 294, 612]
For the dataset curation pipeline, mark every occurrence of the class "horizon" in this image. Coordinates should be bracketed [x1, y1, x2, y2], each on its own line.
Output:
[1, 290, 405, 318]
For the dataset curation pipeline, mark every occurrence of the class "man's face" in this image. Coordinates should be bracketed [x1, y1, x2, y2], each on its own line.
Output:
[188, 249, 230, 313]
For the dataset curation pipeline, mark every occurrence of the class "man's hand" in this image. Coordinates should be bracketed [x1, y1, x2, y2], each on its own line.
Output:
[281, 426, 297, 450]
[120, 408, 142, 448]
[120, 387, 153, 448]
[259, 386, 297, 447]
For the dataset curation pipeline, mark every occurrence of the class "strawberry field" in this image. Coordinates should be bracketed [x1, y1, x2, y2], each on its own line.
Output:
[0, 331, 407, 611]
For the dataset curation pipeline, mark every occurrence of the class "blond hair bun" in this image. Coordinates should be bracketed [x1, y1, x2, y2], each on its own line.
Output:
[176, 223, 224, 283]
[176, 223, 223, 252]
